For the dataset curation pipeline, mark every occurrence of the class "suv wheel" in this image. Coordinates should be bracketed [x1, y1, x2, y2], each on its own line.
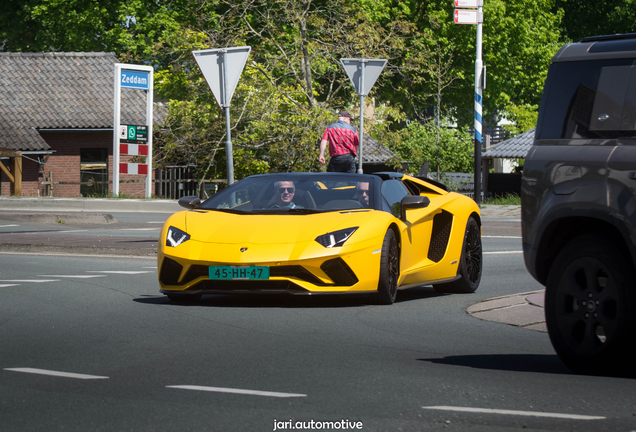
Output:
[545, 234, 636, 375]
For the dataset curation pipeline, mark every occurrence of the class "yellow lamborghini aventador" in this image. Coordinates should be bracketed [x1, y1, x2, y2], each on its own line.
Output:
[158, 172, 481, 305]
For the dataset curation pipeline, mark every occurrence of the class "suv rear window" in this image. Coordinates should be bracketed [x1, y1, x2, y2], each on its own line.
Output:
[537, 59, 636, 140]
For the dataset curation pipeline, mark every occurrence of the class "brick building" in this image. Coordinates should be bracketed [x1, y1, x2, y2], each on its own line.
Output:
[0, 52, 162, 197]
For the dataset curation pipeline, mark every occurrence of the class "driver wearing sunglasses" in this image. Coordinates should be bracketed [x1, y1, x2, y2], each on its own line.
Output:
[354, 181, 370, 207]
[269, 180, 304, 209]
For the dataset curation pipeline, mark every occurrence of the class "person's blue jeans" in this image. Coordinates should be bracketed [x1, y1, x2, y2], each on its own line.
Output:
[327, 153, 356, 173]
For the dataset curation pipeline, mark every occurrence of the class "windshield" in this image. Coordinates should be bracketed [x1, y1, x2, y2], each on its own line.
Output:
[197, 174, 375, 213]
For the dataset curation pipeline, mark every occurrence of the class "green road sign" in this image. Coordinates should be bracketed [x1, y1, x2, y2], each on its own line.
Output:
[120, 125, 148, 144]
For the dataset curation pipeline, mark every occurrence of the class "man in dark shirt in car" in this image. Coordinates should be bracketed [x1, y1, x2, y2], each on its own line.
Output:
[354, 181, 370, 207]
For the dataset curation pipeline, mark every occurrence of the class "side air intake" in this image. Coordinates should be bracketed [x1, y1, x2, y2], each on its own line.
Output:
[428, 210, 453, 262]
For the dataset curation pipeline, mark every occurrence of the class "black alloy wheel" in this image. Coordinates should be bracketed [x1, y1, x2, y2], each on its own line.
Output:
[434, 216, 482, 293]
[545, 234, 636, 375]
[371, 229, 399, 305]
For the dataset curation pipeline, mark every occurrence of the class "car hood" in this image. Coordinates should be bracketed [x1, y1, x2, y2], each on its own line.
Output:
[184, 209, 374, 245]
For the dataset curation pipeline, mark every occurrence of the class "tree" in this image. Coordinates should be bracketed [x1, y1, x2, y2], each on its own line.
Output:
[152, 0, 415, 179]
[554, 0, 636, 42]
[360, 0, 562, 128]
[0, 0, 565, 180]
[391, 121, 474, 176]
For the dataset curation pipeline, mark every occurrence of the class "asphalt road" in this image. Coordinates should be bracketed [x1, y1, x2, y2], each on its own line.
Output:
[1, 243, 635, 431]
[0, 208, 523, 256]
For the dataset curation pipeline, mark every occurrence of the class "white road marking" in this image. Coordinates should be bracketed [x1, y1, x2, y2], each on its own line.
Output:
[4, 368, 108, 380]
[0, 224, 19, 228]
[87, 271, 153, 275]
[24, 230, 88, 235]
[422, 406, 605, 420]
[0, 284, 19, 287]
[0, 279, 59, 283]
[484, 251, 523, 254]
[0, 251, 155, 259]
[143, 266, 158, 269]
[120, 228, 160, 231]
[37, 275, 107, 279]
[167, 385, 307, 398]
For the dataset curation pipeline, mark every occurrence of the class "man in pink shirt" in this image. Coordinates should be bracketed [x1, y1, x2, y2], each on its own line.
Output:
[318, 111, 359, 173]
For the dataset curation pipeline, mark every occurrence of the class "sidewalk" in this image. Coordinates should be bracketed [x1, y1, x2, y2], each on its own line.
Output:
[467, 290, 546, 332]
[0, 196, 180, 213]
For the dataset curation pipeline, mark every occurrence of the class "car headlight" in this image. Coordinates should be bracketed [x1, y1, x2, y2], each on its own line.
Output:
[315, 227, 358, 248]
[166, 226, 190, 247]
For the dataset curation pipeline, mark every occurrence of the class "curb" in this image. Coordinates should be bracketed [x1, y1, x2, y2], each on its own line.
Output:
[0, 197, 180, 213]
[0, 212, 117, 225]
[0, 243, 157, 258]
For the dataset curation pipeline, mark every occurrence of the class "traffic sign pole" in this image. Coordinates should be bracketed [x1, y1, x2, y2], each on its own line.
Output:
[113, 63, 153, 197]
[340, 58, 387, 174]
[357, 60, 366, 174]
[113, 65, 121, 196]
[454, 0, 484, 204]
[220, 49, 235, 185]
[474, 0, 483, 205]
[192, 46, 251, 186]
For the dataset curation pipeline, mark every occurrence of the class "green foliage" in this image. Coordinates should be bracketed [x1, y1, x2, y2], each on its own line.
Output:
[502, 103, 538, 136]
[3, 0, 618, 183]
[554, 0, 636, 42]
[367, 0, 563, 127]
[483, 193, 521, 205]
[391, 121, 475, 175]
[152, 0, 414, 180]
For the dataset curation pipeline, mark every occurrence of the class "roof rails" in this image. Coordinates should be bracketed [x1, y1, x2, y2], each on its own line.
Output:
[580, 33, 636, 43]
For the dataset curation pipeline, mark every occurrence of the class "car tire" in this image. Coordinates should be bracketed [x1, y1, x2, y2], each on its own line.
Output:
[167, 293, 202, 303]
[371, 229, 399, 305]
[545, 234, 636, 376]
[433, 216, 482, 294]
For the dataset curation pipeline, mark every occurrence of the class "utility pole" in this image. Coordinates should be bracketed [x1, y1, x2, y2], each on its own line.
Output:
[454, 0, 484, 204]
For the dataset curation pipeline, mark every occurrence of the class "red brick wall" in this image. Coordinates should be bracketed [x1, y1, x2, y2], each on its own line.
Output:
[0, 157, 40, 196]
[1, 130, 155, 197]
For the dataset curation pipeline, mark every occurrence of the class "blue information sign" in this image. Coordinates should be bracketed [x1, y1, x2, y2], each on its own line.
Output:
[120, 70, 150, 90]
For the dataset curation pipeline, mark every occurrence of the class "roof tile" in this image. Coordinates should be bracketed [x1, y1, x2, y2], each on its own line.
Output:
[0, 52, 163, 152]
[481, 128, 535, 159]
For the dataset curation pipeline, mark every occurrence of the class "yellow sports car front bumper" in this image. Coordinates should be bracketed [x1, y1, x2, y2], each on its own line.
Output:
[158, 212, 387, 295]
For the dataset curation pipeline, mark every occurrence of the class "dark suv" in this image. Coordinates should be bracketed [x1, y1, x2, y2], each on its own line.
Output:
[522, 34, 636, 375]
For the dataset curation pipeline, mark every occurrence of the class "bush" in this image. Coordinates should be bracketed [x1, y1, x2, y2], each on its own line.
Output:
[391, 121, 475, 175]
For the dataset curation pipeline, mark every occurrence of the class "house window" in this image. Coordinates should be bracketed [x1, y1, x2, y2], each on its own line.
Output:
[80, 149, 108, 197]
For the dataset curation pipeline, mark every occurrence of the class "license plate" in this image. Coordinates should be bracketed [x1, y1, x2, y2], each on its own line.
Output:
[209, 266, 270, 280]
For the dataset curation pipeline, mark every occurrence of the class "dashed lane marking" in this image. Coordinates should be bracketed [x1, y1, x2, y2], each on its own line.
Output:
[167, 385, 307, 398]
[24, 230, 89, 234]
[4, 368, 108, 380]
[0, 224, 19, 228]
[0, 279, 59, 283]
[119, 228, 160, 231]
[37, 275, 107, 279]
[484, 251, 523, 254]
[0, 284, 19, 288]
[422, 406, 605, 420]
